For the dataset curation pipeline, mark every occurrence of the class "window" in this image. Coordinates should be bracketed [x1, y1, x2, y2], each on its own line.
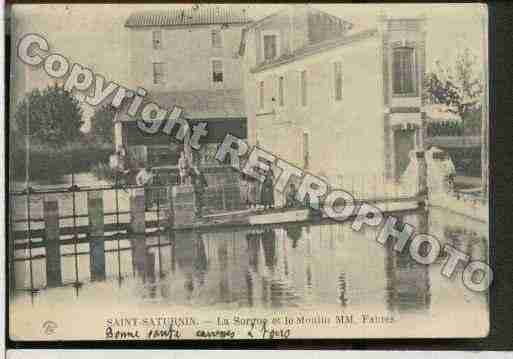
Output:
[263, 34, 278, 60]
[153, 62, 165, 84]
[259, 81, 264, 109]
[303, 132, 310, 170]
[152, 30, 162, 50]
[392, 47, 416, 95]
[278, 76, 284, 106]
[334, 61, 343, 101]
[212, 29, 222, 48]
[212, 60, 223, 83]
[300, 70, 307, 106]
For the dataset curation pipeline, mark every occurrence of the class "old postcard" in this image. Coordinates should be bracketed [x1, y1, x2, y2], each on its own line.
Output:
[8, 3, 489, 341]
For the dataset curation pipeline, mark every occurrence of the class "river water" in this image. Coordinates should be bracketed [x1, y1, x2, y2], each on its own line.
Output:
[9, 173, 489, 339]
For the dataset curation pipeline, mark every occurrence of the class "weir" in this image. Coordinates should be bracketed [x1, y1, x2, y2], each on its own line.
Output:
[12, 150, 483, 292]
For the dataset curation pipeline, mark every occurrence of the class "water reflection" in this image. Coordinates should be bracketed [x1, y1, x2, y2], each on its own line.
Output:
[11, 208, 488, 319]
[383, 212, 431, 313]
[385, 240, 431, 313]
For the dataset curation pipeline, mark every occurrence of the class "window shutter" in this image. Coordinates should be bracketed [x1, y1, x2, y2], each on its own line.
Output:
[301, 70, 307, 106]
[259, 81, 264, 109]
[212, 60, 223, 82]
[263, 35, 277, 60]
[153, 62, 165, 84]
[393, 47, 415, 95]
[279, 76, 284, 106]
[334, 62, 343, 101]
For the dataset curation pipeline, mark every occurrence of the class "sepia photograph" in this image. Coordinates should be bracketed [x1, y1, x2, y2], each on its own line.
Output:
[7, 3, 489, 341]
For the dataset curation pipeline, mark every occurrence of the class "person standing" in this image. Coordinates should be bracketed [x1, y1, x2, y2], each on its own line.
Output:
[136, 165, 154, 210]
[261, 169, 275, 210]
[285, 183, 299, 209]
[246, 175, 259, 210]
[136, 164, 154, 186]
[191, 166, 208, 217]
[178, 151, 190, 185]
[113, 147, 131, 189]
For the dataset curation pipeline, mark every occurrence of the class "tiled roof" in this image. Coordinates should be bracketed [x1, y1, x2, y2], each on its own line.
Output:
[250, 28, 378, 73]
[126, 7, 252, 27]
[118, 89, 246, 121]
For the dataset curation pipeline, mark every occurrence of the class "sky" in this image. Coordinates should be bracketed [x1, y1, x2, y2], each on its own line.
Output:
[10, 3, 487, 131]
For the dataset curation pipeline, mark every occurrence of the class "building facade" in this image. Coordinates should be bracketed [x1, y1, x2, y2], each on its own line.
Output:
[114, 7, 251, 166]
[240, 6, 427, 185]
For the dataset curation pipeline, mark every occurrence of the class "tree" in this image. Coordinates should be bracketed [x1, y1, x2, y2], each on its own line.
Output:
[90, 104, 116, 144]
[424, 48, 484, 126]
[14, 84, 84, 148]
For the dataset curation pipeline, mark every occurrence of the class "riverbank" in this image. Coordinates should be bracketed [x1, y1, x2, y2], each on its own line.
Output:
[11, 143, 112, 182]
[428, 193, 488, 224]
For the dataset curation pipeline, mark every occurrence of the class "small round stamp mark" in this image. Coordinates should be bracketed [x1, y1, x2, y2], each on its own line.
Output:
[43, 320, 57, 335]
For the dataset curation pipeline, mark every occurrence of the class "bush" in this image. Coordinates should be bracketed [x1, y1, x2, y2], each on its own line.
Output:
[11, 143, 112, 182]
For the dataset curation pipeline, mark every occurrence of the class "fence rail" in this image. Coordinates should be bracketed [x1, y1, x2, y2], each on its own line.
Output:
[11, 182, 246, 239]
[11, 172, 423, 239]
[9, 170, 429, 296]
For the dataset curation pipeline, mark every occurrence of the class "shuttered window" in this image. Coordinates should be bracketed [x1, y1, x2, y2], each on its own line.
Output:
[301, 70, 307, 106]
[153, 30, 162, 49]
[153, 62, 165, 84]
[334, 61, 343, 101]
[212, 60, 223, 82]
[303, 132, 310, 169]
[263, 34, 277, 60]
[393, 47, 416, 95]
[212, 29, 222, 48]
[278, 76, 284, 106]
[259, 81, 264, 109]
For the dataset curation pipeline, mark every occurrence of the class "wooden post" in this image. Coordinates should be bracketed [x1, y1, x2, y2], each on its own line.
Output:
[222, 186, 227, 210]
[166, 185, 176, 265]
[130, 188, 146, 234]
[44, 194, 62, 287]
[416, 150, 428, 196]
[130, 188, 147, 278]
[145, 251, 156, 283]
[171, 185, 196, 227]
[167, 185, 174, 229]
[88, 191, 105, 281]
[131, 237, 147, 280]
